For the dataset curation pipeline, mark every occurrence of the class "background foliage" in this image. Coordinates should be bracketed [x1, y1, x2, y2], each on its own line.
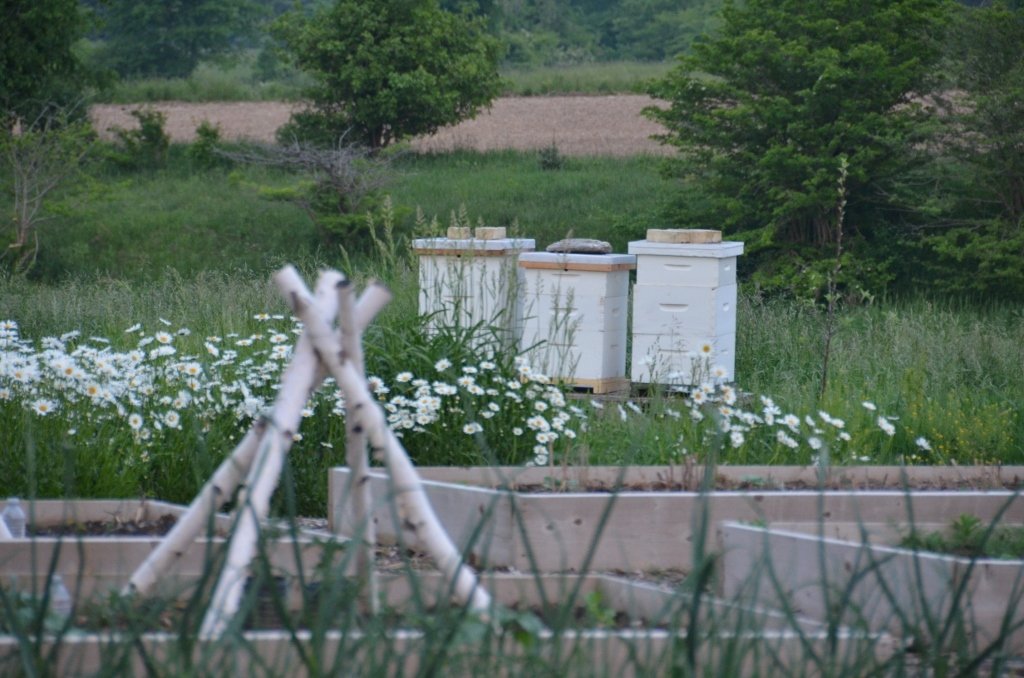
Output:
[272, 0, 502, 148]
[0, 0, 1022, 508]
[87, 0, 264, 79]
[908, 0, 1024, 298]
[646, 0, 951, 299]
[1, 0, 91, 127]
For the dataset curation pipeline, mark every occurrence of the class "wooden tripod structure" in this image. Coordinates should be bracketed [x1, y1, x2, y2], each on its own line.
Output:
[122, 266, 491, 638]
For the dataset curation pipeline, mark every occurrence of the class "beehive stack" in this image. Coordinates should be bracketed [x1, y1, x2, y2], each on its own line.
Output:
[628, 229, 744, 385]
[518, 251, 635, 393]
[413, 227, 535, 346]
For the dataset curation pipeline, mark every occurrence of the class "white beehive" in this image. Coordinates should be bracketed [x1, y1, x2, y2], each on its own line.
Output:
[518, 252, 635, 392]
[629, 232, 744, 385]
[413, 228, 534, 346]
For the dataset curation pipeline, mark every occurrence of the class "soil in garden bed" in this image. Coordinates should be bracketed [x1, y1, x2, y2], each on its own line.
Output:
[509, 474, 1024, 494]
[74, 596, 664, 634]
[58, 574, 664, 634]
[28, 513, 179, 537]
[25, 514, 328, 538]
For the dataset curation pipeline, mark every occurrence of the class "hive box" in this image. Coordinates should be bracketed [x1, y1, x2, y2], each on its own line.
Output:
[628, 237, 743, 385]
[413, 235, 535, 346]
[518, 252, 635, 393]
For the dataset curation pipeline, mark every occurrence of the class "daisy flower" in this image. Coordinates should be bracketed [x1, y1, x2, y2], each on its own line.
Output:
[776, 430, 799, 449]
[32, 399, 57, 416]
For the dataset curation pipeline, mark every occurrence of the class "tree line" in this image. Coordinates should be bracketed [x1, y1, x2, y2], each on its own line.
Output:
[2, 0, 1022, 300]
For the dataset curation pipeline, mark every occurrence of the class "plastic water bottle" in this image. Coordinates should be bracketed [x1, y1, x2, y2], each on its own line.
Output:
[49, 575, 73, 619]
[2, 497, 26, 538]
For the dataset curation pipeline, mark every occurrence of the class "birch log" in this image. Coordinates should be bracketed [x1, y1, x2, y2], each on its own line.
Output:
[199, 269, 346, 637]
[200, 270, 396, 635]
[127, 270, 338, 597]
[285, 279, 491, 612]
[199, 428, 284, 637]
[337, 279, 379, 611]
[125, 424, 263, 596]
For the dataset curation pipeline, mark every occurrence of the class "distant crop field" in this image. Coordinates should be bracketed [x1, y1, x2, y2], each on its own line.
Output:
[90, 95, 671, 157]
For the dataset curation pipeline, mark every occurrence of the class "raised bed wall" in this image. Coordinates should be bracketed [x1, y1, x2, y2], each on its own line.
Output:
[329, 467, 1024, 572]
[0, 626, 896, 676]
[0, 500, 341, 600]
[718, 521, 1024, 652]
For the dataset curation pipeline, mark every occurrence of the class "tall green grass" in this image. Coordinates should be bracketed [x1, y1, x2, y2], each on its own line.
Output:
[91, 59, 670, 104]
[499, 60, 672, 96]
[738, 295, 1024, 465]
[9, 148, 669, 281]
[93, 59, 310, 104]
[394, 150, 667, 251]
[26, 155, 322, 282]
[3, 266, 1021, 506]
[2, 145, 1022, 507]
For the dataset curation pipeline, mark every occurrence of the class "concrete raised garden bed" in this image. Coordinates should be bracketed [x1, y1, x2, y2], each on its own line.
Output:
[0, 568, 895, 675]
[329, 465, 1024, 573]
[718, 519, 1024, 653]
[0, 499, 340, 600]
[3, 501, 892, 674]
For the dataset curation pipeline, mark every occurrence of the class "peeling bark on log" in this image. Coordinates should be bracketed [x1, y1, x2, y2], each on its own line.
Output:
[200, 430, 285, 638]
[338, 278, 378, 612]
[127, 269, 341, 599]
[287, 278, 490, 612]
[199, 269, 346, 637]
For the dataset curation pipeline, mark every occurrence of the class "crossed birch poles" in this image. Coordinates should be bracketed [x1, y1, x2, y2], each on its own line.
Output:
[123, 266, 491, 638]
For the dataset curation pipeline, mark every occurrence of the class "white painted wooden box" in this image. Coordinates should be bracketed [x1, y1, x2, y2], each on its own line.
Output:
[628, 238, 744, 385]
[518, 252, 635, 392]
[413, 234, 534, 345]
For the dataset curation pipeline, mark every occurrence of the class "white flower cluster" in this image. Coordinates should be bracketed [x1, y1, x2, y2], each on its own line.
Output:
[0, 318, 581, 466]
[0, 317, 304, 448]
[378, 356, 576, 467]
[630, 378, 905, 464]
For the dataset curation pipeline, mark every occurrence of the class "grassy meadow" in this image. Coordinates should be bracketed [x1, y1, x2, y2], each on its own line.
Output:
[92, 56, 672, 104]
[3, 62, 1024, 678]
[2, 75, 1023, 512]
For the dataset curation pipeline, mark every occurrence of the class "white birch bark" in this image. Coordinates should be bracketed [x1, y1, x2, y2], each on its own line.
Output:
[126, 268, 340, 598]
[338, 279, 379, 612]
[125, 427, 262, 595]
[286, 278, 491, 612]
[199, 269, 345, 637]
[199, 429, 285, 637]
[200, 269, 397, 636]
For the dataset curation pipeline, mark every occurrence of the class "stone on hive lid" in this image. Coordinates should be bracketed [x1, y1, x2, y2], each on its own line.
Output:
[545, 238, 613, 254]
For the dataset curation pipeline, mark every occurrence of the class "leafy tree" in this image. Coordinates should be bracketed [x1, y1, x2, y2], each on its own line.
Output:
[912, 1, 1024, 298]
[0, 0, 89, 129]
[646, 0, 951, 297]
[220, 139, 395, 249]
[94, 0, 263, 78]
[607, 0, 721, 61]
[1, 112, 94, 274]
[273, 0, 502, 149]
